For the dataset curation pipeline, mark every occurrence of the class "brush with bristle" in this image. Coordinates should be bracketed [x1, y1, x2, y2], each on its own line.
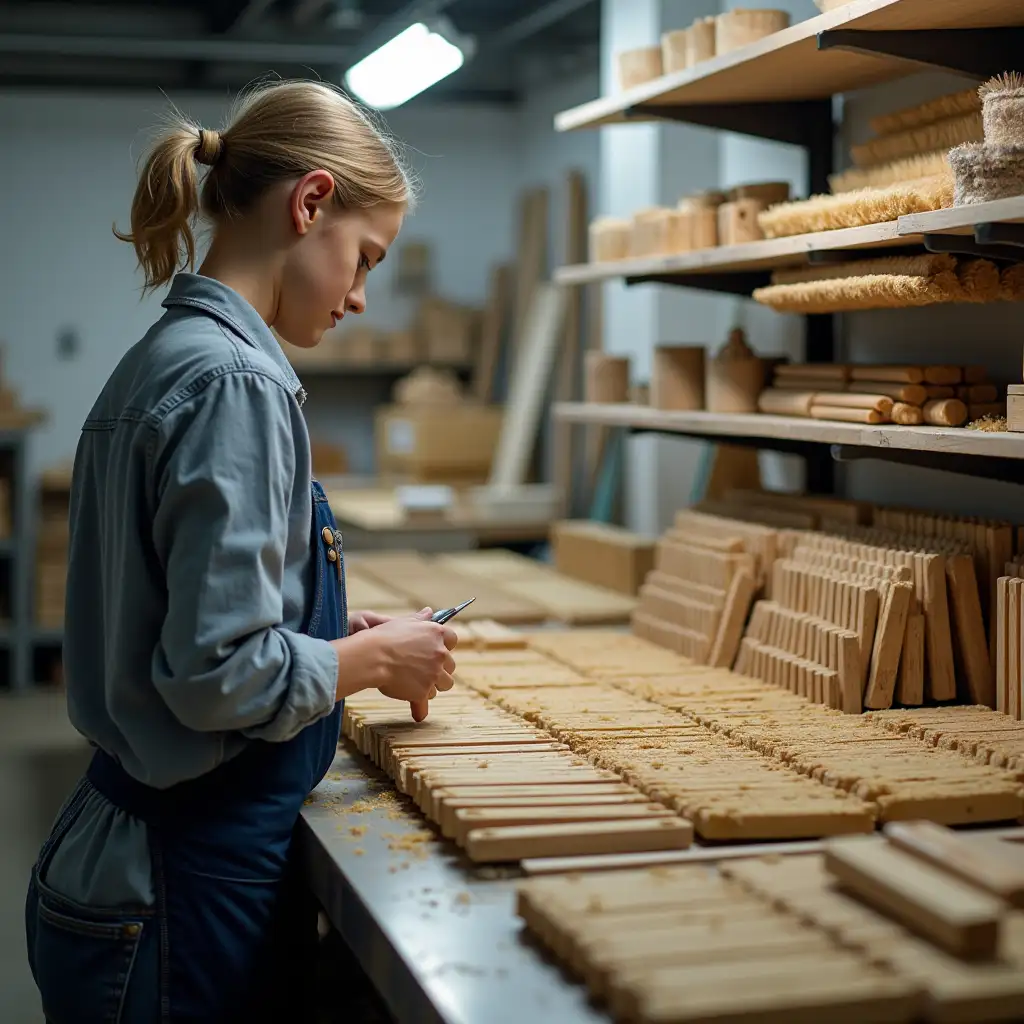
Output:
[980, 71, 1024, 146]
[851, 111, 983, 169]
[870, 88, 982, 137]
[829, 150, 950, 194]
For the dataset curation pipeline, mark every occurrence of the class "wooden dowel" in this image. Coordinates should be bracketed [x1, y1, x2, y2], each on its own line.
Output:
[849, 366, 923, 384]
[923, 399, 968, 427]
[850, 382, 927, 404]
[924, 385, 955, 400]
[923, 365, 963, 385]
[809, 405, 887, 425]
[771, 377, 847, 393]
[815, 393, 894, 413]
[774, 363, 849, 380]
[891, 402, 924, 425]
[757, 389, 815, 416]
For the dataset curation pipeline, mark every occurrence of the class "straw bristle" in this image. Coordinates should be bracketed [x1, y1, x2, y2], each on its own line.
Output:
[980, 72, 1024, 99]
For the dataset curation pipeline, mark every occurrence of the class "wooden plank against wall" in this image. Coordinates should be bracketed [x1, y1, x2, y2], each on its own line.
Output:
[473, 264, 511, 403]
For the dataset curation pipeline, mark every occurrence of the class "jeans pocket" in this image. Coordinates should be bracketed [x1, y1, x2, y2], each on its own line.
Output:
[31, 890, 147, 1024]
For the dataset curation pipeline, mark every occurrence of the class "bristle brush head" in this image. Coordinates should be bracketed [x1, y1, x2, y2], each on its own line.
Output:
[980, 72, 1024, 100]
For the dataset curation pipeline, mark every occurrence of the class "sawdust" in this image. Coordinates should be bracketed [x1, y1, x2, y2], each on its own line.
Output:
[967, 415, 1008, 432]
[352, 848, 365, 856]
[349, 825, 367, 837]
[454, 891, 472, 906]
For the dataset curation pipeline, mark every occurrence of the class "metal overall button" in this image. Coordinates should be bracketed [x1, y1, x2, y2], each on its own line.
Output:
[321, 526, 334, 546]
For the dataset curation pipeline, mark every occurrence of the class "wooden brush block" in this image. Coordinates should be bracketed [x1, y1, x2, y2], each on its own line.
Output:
[717, 198, 765, 245]
[589, 217, 631, 262]
[728, 181, 791, 206]
[584, 352, 630, 403]
[676, 202, 718, 249]
[686, 16, 716, 64]
[652, 346, 706, 411]
[824, 836, 1004, 961]
[616, 46, 663, 90]
[714, 8, 790, 54]
[469, 619, 526, 650]
[884, 821, 1024, 908]
[467, 816, 693, 862]
[1006, 394, 1024, 432]
[454, 802, 674, 844]
[660, 28, 689, 73]
[630, 208, 677, 257]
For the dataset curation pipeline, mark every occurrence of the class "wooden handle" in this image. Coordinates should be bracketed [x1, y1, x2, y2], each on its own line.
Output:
[924, 385, 955, 400]
[810, 405, 887, 424]
[923, 398, 968, 427]
[891, 402, 924, 425]
[820, 393, 895, 413]
[757, 388, 814, 416]
[849, 382, 927, 404]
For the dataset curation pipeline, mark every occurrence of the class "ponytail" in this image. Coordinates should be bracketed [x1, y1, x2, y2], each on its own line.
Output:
[114, 111, 221, 292]
[116, 81, 413, 293]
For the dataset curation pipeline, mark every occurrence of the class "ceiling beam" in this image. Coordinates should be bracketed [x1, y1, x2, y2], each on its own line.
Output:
[491, 0, 597, 47]
[0, 32, 352, 64]
[209, 0, 276, 33]
[292, 0, 332, 27]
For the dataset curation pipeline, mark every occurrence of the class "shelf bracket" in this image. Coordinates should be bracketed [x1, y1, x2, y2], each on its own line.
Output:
[632, 99, 833, 150]
[924, 232, 1024, 263]
[807, 245, 924, 265]
[624, 271, 772, 296]
[817, 28, 1024, 80]
[975, 222, 1024, 249]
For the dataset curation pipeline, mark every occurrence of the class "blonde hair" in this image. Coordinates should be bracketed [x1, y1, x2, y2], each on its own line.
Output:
[115, 80, 414, 291]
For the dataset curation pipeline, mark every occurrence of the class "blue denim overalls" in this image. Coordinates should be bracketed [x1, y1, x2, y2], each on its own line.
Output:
[26, 480, 346, 1023]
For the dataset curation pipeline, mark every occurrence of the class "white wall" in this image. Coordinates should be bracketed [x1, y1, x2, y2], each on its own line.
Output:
[0, 81, 597, 476]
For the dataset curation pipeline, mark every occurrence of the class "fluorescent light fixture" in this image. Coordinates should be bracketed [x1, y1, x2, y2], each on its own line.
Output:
[345, 20, 470, 110]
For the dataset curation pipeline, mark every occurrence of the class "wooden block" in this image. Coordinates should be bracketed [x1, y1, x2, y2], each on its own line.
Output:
[454, 802, 675, 845]
[1008, 394, 1024, 432]
[864, 582, 913, 710]
[896, 613, 925, 707]
[1011, 579, 1023, 720]
[923, 398, 969, 427]
[884, 821, 1024, 908]
[920, 553, 957, 702]
[838, 632, 861, 715]
[947, 554, 995, 708]
[616, 45, 663, 90]
[470, 619, 527, 650]
[465, 816, 694, 862]
[584, 352, 630, 403]
[717, 199, 765, 246]
[824, 836, 1003, 960]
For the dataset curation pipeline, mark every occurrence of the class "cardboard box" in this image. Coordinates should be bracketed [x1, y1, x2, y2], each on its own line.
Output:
[418, 297, 479, 364]
[551, 521, 656, 596]
[375, 404, 503, 481]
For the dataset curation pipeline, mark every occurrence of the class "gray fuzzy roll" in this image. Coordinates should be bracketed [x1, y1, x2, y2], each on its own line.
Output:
[950, 142, 1024, 204]
[983, 89, 1024, 146]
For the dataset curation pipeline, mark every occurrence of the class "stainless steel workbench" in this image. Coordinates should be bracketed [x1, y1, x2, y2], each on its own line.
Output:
[299, 741, 607, 1024]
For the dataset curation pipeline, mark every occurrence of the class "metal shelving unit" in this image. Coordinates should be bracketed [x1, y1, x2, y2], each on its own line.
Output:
[551, 0, 1024, 496]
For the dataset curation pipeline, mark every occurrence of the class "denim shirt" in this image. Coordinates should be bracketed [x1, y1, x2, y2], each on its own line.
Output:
[63, 273, 339, 791]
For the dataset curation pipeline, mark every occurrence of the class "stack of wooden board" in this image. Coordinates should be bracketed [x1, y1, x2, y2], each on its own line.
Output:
[348, 549, 637, 625]
[551, 520, 655, 596]
[996, 559, 1024, 721]
[866, 705, 1024, 773]
[632, 508, 765, 665]
[722, 828, 1024, 1019]
[341, 683, 693, 862]
[520, 631, 1024, 828]
[517, 864, 921, 1023]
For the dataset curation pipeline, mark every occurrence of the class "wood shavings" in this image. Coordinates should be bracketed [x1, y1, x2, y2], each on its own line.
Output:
[352, 848, 365, 856]
[349, 825, 367, 837]
[967, 415, 1008, 432]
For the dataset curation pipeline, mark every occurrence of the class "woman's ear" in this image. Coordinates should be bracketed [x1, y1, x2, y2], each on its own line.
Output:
[290, 170, 336, 235]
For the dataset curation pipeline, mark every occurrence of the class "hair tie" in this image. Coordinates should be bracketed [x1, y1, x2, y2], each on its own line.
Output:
[195, 128, 224, 167]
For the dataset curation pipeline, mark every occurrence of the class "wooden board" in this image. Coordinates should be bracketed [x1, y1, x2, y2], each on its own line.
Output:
[824, 835, 1004, 960]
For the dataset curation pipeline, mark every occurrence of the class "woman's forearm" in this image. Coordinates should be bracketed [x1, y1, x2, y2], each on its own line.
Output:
[330, 630, 387, 702]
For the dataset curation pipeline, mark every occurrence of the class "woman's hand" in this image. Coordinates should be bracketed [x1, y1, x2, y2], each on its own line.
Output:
[332, 609, 457, 721]
[348, 609, 392, 633]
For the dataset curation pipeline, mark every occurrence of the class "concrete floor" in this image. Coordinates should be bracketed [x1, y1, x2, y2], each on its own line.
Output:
[0, 690, 91, 1023]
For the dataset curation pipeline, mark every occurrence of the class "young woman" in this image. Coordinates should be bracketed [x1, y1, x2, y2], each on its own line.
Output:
[25, 80, 458, 1023]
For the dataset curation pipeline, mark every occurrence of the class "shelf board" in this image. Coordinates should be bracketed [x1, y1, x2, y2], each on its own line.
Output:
[554, 221, 919, 289]
[555, 0, 1024, 134]
[898, 196, 1024, 237]
[554, 403, 1024, 481]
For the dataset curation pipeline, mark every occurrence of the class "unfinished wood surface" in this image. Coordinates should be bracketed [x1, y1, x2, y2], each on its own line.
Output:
[556, 0, 1024, 133]
[947, 554, 995, 708]
[824, 835, 1005, 960]
[884, 821, 1024, 908]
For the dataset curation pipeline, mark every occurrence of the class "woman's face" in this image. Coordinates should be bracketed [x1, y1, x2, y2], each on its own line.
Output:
[275, 176, 404, 348]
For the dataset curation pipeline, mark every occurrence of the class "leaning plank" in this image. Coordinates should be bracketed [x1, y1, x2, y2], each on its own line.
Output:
[824, 835, 1004, 961]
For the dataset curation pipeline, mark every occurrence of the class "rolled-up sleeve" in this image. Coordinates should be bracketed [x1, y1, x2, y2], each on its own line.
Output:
[150, 369, 338, 741]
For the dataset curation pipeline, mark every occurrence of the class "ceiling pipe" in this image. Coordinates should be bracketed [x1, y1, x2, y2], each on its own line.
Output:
[0, 32, 353, 63]
[490, 0, 597, 47]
